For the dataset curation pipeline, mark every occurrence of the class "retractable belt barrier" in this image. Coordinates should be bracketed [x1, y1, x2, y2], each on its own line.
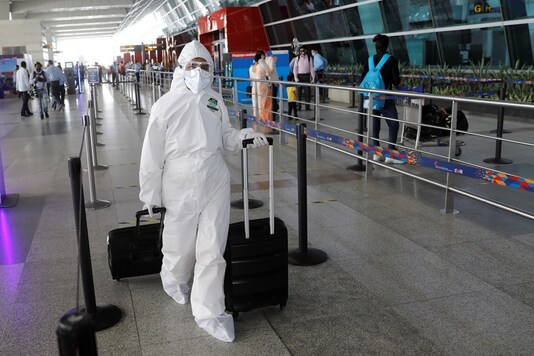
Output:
[227, 110, 534, 193]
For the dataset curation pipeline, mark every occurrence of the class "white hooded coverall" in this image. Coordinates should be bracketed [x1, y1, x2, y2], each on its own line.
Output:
[139, 40, 255, 342]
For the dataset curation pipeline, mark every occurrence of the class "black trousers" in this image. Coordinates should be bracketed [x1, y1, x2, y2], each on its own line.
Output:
[297, 73, 311, 109]
[59, 85, 65, 105]
[50, 81, 61, 107]
[271, 84, 279, 121]
[288, 102, 298, 118]
[20, 91, 31, 116]
[316, 70, 326, 101]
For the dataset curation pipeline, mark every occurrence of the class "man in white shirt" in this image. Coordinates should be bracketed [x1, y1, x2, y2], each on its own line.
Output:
[16, 61, 32, 117]
[293, 47, 315, 111]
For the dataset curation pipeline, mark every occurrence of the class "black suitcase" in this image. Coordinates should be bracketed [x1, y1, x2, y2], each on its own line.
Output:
[224, 137, 288, 318]
[107, 208, 166, 280]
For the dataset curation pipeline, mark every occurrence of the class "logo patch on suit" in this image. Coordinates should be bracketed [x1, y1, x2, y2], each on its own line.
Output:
[207, 98, 219, 112]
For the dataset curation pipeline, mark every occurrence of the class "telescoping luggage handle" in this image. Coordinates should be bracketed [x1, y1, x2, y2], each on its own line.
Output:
[242, 137, 274, 239]
[135, 207, 166, 248]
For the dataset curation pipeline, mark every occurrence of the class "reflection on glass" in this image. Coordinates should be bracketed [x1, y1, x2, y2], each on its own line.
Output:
[403, 34, 439, 65]
[438, 27, 508, 66]
[314, 11, 350, 40]
[358, 3, 384, 35]
[502, 0, 534, 20]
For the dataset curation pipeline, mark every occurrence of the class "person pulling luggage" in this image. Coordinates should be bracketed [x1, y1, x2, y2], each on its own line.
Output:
[139, 40, 268, 343]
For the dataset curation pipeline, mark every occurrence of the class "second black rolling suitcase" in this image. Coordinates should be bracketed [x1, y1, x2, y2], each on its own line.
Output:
[107, 208, 166, 280]
[224, 137, 288, 318]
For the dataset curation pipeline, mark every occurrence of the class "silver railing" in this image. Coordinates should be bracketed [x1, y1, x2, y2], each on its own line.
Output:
[126, 69, 534, 220]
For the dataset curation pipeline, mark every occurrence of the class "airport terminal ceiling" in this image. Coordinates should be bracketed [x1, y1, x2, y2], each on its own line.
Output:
[6, 0, 534, 67]
[6, 0, 267, 39]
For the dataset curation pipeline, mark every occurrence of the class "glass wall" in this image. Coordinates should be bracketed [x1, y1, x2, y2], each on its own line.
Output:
[154, 0, 534, 67]
[256, 0, 534, 67]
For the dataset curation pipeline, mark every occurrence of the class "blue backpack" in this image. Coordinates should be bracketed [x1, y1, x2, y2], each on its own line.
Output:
[360, 54, 390, 110]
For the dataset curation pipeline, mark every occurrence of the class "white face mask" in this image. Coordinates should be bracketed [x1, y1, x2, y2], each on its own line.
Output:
[184, 68, 211, 94]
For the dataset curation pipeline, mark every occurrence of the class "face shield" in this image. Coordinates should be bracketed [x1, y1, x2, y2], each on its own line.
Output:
[184, 61, 213, 78]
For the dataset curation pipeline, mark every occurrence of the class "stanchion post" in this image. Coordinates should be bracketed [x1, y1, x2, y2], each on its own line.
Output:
[484, 81, 512, 164]
[57, 312, 98, 356]
[288, 123, 328, 266]
[441, 100, 459, 215]
[348, 71, 357, 108]
[0, 143, 19, 208]
[134, 82, 146, 115]
[87, 104, 107, 170]
[230, 109, 263, 210]
[66, 156, 121, 331]
[82, 115, 110, 210]
[347, 92, 366, 171]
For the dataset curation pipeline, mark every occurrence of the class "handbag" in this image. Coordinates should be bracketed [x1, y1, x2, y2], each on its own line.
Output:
[246, 85, 252, 98]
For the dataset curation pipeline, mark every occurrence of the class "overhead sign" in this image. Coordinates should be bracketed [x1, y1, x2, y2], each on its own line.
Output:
[87, 67, 100, 84]
[120, 44, 165, 52]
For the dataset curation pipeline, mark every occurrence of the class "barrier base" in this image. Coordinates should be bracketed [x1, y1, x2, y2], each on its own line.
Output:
[490, 129, 511, 134]
[66, 304, 122, 332]
[85, 199, 111, 210]
[483, 157, 513, 164]
[440, 208, 459, 215]
[93, 165, 109, 171]
[346, 164, 366, 172]
[288, 247, 328, 266]
[134, 111, 146, 115]
[230, 198, 263, 209]
[0, 193, 20, 208]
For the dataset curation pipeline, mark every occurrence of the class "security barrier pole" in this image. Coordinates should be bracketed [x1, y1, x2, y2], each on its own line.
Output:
[0, 144, 19, 208]
[484, 81, 512, 164]
[441, 101, 460, 215]
[288, 123, 328, 266]
[57, 312, 98, 356]
[67, 156, 121, 331]
[87, 104, 107, 170]
[314, 85, 321, 158]
[89, 87, 103, 135]
[129, 79, 135, 105]
[348, 71, 357, 108]
[347, 92, 366, 171]
[88, 100, 104, 147]
[94, 85, 102, 114]
[82, 115, 110, 210]
[231, 109, 264, 209]
[134, 82, 146, 115]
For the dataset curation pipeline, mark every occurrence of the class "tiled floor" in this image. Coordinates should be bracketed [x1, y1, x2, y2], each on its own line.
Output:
[0, 84, 533, 355]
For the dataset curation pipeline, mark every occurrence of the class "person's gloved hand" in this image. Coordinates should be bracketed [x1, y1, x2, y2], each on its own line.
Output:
[245, 132, 268, 148]
[143, 204, 155, 217]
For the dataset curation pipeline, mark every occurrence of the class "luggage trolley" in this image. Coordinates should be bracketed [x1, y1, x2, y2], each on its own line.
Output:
[400, 98, 465, 157]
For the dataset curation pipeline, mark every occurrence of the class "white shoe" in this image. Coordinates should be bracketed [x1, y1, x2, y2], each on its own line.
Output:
[196, 313, 235, 342]
[373, 154, 385, 162]
[169, 283, 190, 304]
[385, 157, 405, 164]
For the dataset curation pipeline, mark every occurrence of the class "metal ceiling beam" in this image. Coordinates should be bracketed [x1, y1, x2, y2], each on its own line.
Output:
[53, 26, 119, 33]
[23, 8, 128, 21]
[44, 19, 123, 28]
[10, 0, 134, 14]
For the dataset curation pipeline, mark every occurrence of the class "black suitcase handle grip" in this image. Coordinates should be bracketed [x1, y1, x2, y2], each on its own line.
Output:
[242, 137, 273, 148]
[135, 207, 166, 249]
[136, 207, 166, 221]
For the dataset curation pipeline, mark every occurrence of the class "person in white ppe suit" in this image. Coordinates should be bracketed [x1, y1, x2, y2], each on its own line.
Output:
[139, 40, 268, 343]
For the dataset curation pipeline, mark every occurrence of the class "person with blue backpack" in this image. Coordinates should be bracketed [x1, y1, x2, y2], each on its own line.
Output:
[360, 34, 404, 164]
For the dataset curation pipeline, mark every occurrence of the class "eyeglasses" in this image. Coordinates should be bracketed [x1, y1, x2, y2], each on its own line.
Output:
[184, 61, 212, 76]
